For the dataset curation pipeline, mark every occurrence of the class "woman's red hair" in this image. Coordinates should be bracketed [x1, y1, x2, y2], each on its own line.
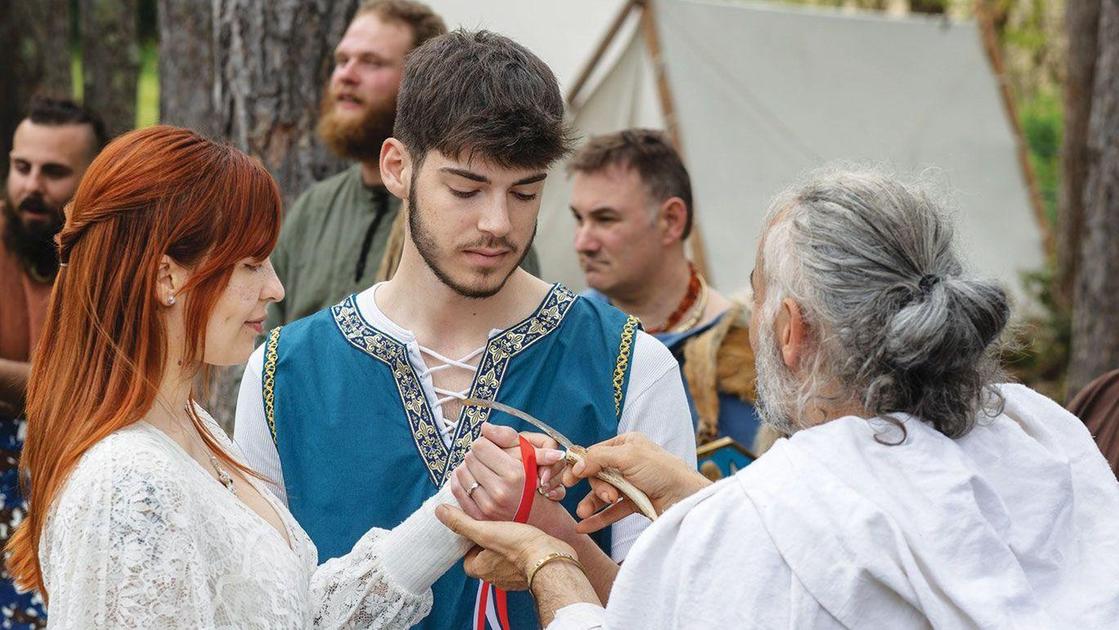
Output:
[6, 125, 282, 596]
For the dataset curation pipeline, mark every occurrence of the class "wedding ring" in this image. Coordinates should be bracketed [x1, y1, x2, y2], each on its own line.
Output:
[467, 481, 481, 498]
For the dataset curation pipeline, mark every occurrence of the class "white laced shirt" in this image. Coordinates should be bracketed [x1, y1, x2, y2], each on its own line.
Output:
[40, 405, 470, 629]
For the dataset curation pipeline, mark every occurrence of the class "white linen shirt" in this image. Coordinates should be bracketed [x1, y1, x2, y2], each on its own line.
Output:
[548, 384, 1119, 629]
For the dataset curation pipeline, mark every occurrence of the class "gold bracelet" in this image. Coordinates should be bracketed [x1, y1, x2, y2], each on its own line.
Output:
[525, 551, 584, 590]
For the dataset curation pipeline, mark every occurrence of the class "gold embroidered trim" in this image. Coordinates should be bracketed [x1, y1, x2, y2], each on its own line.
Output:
[331, 285, 577, 487]
[263, 327, 281, 445]
[613, 316, 639, 418]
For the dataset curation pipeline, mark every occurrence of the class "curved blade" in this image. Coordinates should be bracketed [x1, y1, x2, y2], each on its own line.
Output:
[465, 397, 659, 521]
[465, 398, 578, 452]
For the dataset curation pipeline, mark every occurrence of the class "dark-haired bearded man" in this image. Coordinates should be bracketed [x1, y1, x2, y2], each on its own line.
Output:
[0, 95, 106, 629]
[236, 29, 695, 630]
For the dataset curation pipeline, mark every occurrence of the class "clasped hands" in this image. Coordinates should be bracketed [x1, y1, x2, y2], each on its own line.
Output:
[438, 424, 710, 592]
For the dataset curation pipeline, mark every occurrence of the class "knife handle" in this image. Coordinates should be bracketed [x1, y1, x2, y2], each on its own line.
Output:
[564, 446, 659, 521]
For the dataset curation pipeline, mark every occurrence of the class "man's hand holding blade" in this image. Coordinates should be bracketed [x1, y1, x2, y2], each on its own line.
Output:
[560, 432, 713, 534]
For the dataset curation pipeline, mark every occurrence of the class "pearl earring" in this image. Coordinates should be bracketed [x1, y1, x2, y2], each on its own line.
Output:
[167, 295, 176, 306]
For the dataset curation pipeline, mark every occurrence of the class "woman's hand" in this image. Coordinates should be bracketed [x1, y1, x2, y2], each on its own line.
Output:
[436, 504, 575, 591]
[561, 432, 711, 533]
[450, 423, 566, 521]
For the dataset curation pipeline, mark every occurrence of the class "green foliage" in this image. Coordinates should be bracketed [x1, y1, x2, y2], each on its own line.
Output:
[137, 40, 158, 128]
[1020, 90, 1062, 227]
[69, 39, 158, 129]
[71, 46, 82, 100]
[1004, 92, 1066, 399]
[985, 0, 1071, 396]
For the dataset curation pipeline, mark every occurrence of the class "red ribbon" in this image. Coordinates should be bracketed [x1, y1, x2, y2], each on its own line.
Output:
[475, 435, 537, 630]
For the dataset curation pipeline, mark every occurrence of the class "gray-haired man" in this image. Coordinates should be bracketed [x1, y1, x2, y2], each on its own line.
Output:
[439, 168, 1119, 629]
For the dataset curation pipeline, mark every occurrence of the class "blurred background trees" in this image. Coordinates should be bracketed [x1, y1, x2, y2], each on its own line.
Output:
[158, 0, 359, 205]
[80, 0, 140, 138]
[1065, 0, 1118, 394]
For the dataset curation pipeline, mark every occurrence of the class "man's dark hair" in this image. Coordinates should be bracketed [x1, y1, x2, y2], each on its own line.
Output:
[394, 29, 573, 170]
[25, 95, 108, 155]
[568, 129, 694, 239]
[356, 0, 446, 49]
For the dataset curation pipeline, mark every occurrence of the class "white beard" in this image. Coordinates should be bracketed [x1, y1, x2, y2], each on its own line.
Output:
[753, 321, 801, 437]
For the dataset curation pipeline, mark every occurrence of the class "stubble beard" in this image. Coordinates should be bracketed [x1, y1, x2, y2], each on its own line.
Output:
[406, 182, 533, 300]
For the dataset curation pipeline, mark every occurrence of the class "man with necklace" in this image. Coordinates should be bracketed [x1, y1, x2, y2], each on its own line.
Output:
[570, 129, 764, 457]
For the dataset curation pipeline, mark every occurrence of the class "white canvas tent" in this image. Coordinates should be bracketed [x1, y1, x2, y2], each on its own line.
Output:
[427, 0, 1046, 299]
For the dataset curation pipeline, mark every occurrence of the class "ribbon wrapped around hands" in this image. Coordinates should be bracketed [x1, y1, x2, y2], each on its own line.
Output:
[466, 398, 658, 521]
[473, 435, 537, 630]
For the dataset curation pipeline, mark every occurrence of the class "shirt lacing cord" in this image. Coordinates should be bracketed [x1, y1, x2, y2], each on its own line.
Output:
[415, 345, 486, 439]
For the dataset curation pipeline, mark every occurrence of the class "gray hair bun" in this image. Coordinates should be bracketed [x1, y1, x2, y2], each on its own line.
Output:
[763, 168, 1008, 438]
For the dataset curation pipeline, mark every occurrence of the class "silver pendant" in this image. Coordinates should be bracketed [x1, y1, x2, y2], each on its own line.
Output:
[209, 453, 237, 496]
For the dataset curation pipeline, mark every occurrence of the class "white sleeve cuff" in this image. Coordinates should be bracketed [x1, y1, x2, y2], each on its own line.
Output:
[547, 602, 608, 629]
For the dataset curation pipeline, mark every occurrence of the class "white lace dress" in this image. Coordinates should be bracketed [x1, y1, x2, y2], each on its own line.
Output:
[40, 407, 463, 629]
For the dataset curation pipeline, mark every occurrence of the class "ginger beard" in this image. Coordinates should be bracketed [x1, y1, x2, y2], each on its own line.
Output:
[316, 84, 397, 162]
[407, 174, 535, 300]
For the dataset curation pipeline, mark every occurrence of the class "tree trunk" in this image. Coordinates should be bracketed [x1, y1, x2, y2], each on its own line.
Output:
[1068, 1, 1119, 395]
[42, 1, 73, 96]
[158, 0, 218, 136]
[1056, 0, 1100, 311]
[158, 0, 359, 427]
[0, 0, 72, 174]
[81, 0, 140, 138]
[159, 0, 359, 205]
[211, 0, 357, 204]
[908, 0, 945, 15]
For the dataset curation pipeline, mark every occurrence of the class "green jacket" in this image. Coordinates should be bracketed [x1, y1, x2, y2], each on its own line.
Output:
[265, 165, 400, 330]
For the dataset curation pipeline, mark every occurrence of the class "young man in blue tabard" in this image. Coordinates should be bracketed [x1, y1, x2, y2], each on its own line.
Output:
[234, 29, 695, 630]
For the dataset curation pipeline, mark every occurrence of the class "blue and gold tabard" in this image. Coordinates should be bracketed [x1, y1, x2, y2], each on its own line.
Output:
[263, 284, 637, 629]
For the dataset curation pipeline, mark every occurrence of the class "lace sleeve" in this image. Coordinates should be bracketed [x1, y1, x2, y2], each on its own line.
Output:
[309, 484, 471, 629]
[308, 527, 433, 629]
[41, 436, 216, 628]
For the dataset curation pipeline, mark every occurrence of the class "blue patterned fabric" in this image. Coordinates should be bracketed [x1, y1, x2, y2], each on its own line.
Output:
[0, 416, 45, 629]
[267, 285, 634, 629]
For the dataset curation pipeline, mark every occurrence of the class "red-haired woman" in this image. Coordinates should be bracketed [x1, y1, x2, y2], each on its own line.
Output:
[4, 126, 549, 628]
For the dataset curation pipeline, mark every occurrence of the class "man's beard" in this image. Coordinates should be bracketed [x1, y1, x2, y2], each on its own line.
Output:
[317, 86, 397, 162]
[407, 183, 532, 300]
[754, 320, 801, 437]
[2, 192, 61, 280]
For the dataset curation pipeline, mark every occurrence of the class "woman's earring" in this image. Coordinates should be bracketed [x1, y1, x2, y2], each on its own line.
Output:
[167, 295, 176, 306]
